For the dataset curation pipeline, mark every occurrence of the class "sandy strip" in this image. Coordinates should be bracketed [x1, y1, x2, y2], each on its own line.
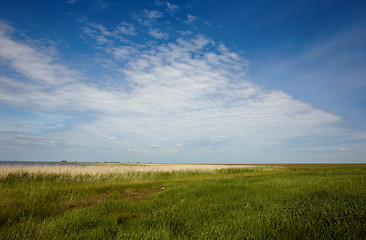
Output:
[0, 163, 256, 176]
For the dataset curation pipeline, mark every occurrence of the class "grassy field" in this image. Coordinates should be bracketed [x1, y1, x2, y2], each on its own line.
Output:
[0, 164, 365, 239]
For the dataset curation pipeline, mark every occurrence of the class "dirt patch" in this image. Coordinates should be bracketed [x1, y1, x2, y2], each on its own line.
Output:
[121, 187, 162, 202]
[67, 194, 105, 209]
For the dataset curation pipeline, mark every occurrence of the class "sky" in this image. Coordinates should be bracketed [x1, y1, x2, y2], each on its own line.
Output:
[0, 0, 365, 163]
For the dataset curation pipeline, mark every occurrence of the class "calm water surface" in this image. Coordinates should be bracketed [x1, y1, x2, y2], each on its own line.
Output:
[0, 161, 88, 167]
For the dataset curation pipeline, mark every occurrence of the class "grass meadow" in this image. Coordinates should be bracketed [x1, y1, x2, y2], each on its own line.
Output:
[0, 164, 365, 239]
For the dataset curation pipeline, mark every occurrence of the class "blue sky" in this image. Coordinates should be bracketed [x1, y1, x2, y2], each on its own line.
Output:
[0, 0, 365, 163]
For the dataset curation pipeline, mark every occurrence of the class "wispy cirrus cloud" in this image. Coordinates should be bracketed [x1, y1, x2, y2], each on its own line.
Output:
[0, 22, 79, 86]
[250, 25, 366, 117]
[185, 14, 210, 26]
[166, 2, 179, 13]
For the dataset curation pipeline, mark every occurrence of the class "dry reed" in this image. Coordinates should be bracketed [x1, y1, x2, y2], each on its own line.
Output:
[0, 163, 256, 176]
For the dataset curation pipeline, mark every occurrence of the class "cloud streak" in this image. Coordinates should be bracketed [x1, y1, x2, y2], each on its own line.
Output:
[0, 23, 79, 86]
[250, 25, 366, 120]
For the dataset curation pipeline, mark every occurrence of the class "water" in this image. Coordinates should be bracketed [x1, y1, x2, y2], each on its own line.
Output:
[0, 161, 88, 167]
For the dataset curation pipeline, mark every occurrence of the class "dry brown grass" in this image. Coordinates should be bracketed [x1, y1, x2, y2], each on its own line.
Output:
[0, 163, 256, 176]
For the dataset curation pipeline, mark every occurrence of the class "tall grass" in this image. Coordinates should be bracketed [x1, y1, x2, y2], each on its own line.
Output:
[0, 163, 257, 177]
[0, 165, 365, 239]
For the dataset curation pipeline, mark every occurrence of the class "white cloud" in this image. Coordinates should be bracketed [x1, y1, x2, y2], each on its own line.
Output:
[109, 45, 138, 60]
[149, 29, 169, 39]
[145, 10, 163, 19]
[97, 133, 116, 140]
[0, 24, 79, 86]
[124, 147, 137, 152]
[339, 147, 350, 151]
[0, 133, 78, 152]
[1, 22, 365, 162]
[177, 30, 192, 36]
[82, 22, 135, 47]
[117, 22, 137, 36]
[250, 26, 366, 112]
[134, 10, 164, 26]
[166, 2, 179, 13]
[186, 14, 197, 23]
[82, 23, 115, 45]
[155, 0, 178, 12]
[185, 14, 210, 26]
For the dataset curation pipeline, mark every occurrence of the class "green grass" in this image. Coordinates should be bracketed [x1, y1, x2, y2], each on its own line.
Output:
[0, 165, 365, 239]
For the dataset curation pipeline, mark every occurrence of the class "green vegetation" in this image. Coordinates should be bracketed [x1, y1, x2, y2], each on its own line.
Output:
[0, 165, 365, 239]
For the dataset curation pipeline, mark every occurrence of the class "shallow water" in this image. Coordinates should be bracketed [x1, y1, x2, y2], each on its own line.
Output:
[0, 161, 86, 167]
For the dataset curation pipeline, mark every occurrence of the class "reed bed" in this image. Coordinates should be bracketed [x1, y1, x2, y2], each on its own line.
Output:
[0, 163, 256, 176]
